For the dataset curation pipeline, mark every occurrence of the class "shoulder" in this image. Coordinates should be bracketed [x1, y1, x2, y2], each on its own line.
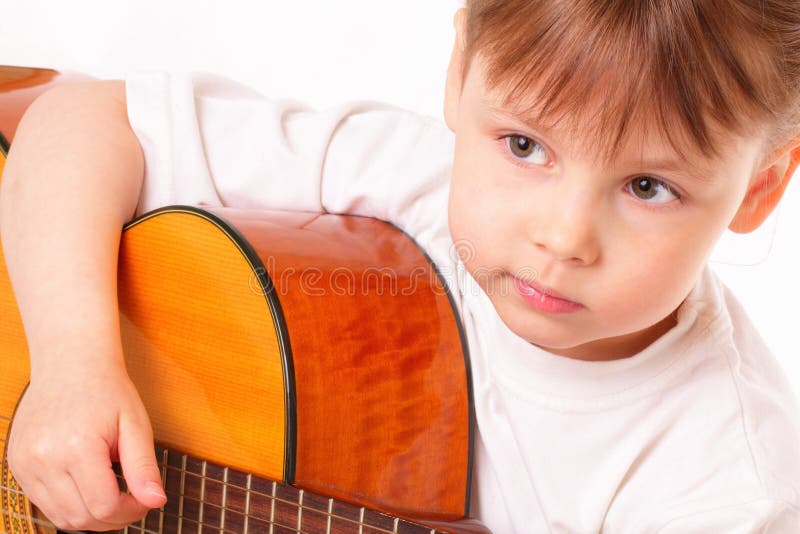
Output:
[610, 266, 800, 531]
[124, 70, 453, 143]
[716, 271, 800, 507]
[123, 70, 457, 226]
[676, 266, 800, 510]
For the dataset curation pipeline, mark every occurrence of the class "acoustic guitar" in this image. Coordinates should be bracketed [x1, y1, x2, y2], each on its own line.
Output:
[0, 67, 488, 534]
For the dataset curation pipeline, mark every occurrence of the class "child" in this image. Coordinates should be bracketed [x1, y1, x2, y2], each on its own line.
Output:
[3, 1, 800, 532]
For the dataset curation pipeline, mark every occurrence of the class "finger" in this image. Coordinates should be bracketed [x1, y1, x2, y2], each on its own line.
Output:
[29, 471, 111, 532]
[117, 413, 167, 509]
[62, 473, 136, 532]
[68, 436, 151, 527]
[6, 476, 49, 526]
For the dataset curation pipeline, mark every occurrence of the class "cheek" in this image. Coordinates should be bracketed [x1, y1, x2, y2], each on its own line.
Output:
[604, 232, 706, 319]
[449, 145, 493, 239]
[448, 179, 515, 284]
[449, 141, 522, 229]
[448, 178, 485, 256]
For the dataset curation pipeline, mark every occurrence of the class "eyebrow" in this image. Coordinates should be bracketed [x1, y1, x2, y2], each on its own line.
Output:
[485, 100, 549, 135]
[635, 158, 718, 184]
[483, 100, 719, 185]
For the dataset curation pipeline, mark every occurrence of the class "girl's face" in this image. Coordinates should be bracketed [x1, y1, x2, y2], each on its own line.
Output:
[445, 54, 767, 360]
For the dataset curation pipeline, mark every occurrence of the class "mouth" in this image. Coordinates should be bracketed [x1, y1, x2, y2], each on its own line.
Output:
[511, 275, 584, 314]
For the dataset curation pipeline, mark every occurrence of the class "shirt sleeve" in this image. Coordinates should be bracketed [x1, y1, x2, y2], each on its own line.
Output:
[124, 71, 455, 242]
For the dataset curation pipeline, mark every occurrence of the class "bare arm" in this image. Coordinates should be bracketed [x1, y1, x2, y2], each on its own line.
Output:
[0, 80, 167, 530]
[1, 81, 141, 370]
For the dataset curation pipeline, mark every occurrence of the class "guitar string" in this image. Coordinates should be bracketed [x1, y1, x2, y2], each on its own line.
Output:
[0, 507, 158, 534]
[139, 460, 426, 524]
[0, 503, 346, 534]
[120, 468, 408, 534]
[125, 461, 416, 530]
[144, 462, 336, 511]
[0, 423, 438, 532]
[0, 458, 422, 533]
[1, 502, 427, 534]
[0, 505, 309, 534]
[0, 488, 404, 534]
[0, 508, 88, 534]
[0, 446, 410, 530]
[0, 485, 405, 534]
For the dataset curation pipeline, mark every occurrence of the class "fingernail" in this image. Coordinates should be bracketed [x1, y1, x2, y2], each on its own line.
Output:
[145, 481, 167, 499]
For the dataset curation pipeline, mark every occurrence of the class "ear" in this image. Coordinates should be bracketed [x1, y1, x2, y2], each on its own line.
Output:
[444, 8, 468, 132]
[728, 136, 800, 233]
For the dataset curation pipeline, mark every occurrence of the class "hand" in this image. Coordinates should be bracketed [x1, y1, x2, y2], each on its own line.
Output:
[7, 357, 167, 531]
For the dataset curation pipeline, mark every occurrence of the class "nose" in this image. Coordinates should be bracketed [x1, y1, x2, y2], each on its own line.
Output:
[527, 183, 601, 266]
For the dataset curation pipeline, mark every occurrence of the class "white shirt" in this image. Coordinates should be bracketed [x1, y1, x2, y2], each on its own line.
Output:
[126, 71, 800, 533]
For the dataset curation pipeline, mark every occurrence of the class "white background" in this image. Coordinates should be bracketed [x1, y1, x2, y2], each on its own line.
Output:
[1, 0, 797, 399]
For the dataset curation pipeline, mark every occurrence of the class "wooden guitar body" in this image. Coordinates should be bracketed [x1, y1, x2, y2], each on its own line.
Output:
[0, 67, 487, 533]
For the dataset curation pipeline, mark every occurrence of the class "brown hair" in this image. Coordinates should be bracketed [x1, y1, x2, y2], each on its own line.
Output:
[462, 0, 800, 161]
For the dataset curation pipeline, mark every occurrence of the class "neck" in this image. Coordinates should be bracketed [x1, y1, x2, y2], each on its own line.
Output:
[543, 309, 679, 361]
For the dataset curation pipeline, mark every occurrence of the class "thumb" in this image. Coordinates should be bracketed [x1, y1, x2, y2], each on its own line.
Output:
[117, 415, 167, 509]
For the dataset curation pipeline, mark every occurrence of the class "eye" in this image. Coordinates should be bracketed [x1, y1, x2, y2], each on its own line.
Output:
[506, 135, 549, 165]
[627, 176, 680, 204]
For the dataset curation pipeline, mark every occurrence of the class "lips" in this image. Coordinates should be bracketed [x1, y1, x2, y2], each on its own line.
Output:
[512, 275, 584, 313]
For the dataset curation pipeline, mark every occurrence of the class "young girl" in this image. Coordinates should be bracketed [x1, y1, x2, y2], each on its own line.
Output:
[2, 1, 800, 532]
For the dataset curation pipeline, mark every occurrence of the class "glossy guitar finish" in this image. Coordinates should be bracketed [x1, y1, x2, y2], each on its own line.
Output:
[0, 67, 486, 533]
[115, 205, 474, 517]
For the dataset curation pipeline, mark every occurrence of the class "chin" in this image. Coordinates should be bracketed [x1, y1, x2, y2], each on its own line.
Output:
[497, 305, 589, 351]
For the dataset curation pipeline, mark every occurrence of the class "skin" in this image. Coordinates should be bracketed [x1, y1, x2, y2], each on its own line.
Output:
[443, 8, 798, 361]
[1, 82, 165, 531]
[0, 8, 796, 531]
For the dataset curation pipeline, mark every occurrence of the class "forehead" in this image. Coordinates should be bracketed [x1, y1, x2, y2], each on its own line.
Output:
[463, 54, 762, 177]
